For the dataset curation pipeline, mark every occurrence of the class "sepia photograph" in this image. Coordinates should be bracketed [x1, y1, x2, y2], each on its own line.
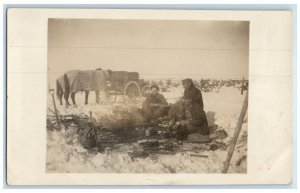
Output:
[6, 6, 294, 185]
[46, 19, 249, 173]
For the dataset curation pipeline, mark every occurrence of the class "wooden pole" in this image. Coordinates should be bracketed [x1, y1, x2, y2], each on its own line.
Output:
[49, 89, 60, 130]
[222, 90, 248, 173]
[241, 76, 245, 95]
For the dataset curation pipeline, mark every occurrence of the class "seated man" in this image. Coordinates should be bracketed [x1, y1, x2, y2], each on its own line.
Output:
[174, 97, 210, 141]
[182, 78, 204, 109]
[169, 78, 207, 129]
[142, 84, 169, 122]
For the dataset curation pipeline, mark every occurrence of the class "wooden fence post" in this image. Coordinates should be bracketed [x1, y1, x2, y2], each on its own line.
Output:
[222, 90, 248, 173]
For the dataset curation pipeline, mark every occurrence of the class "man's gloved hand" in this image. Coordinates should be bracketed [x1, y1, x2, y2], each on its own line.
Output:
[180, 120, 188, 126]
[150, 103, 159, 107]
[168, 119, 175, 128]
[172, 121, 181, 130]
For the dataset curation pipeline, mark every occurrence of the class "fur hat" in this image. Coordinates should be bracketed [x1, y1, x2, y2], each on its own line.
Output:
[150, 84, 160, 91]
[182, 78, 193, 84]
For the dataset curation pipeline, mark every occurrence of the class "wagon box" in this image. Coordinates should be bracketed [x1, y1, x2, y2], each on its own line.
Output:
[110, 71, 139, 85]
[97, 70, 147, 104]
[127, 72, 139, 81]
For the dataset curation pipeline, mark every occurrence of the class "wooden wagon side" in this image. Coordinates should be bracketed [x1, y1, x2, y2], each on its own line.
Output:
[98, 71, 147, 104]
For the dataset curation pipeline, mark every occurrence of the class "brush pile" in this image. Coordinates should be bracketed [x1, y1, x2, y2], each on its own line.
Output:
[47, 86, 248, 173]
[47, 103, 231, 160]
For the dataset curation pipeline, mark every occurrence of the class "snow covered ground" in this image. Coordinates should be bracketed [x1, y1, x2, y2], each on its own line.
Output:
[46, 86, 247, 173]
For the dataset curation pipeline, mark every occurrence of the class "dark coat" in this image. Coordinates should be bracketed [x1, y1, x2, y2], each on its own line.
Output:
[181, 85, 209, 135]
[142, 93, 168, 121]
[185, 104, 208, 132]
[143, 93, 168, 107]
[183, 85, 204, 109]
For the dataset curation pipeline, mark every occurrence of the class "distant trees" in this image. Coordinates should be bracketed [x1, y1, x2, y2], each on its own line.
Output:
[146, 78, 248, 93]
[197, 78, 249, 92]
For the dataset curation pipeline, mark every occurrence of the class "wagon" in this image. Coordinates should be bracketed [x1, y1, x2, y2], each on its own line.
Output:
[98, 71, 150, 104]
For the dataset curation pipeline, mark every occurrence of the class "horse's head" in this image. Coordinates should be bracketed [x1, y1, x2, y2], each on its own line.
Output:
[100, 70, 112, 89]
[104, 69, 114, 81]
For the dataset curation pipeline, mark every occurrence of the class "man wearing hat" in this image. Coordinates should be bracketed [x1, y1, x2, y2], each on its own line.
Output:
[142, 84, 169, 122]
[182, 78, 204, 109]
[173, 79, 210, 142]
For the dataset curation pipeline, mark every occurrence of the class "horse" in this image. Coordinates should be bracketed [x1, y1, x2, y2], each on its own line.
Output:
[56, 69, 112, 106]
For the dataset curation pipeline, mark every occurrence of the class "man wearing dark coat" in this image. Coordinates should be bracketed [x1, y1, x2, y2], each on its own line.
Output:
[142, 84, 169, 122]
[182, 78, 204, 109]
[177, 97, 209, 136]
[173, 79, 210, 141]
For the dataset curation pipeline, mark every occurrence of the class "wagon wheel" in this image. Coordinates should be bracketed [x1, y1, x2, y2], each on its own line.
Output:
[99, 91, 117, 104]
[141, 85, 151, 97]
[123, 81, 141, 104]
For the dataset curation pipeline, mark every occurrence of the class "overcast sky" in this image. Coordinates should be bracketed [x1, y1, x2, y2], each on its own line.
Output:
[48, 19, 249, 85]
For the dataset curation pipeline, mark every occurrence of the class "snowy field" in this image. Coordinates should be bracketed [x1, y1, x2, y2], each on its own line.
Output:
[46, 86, 247, 173]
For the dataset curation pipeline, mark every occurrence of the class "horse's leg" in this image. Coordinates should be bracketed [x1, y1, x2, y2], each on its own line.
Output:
[85, 91, 89, 105]
[71, 92, 76, 105]
[64, 90, 71, 106]
[59, 93, 63, 105]
[95, 90, 100, 104]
